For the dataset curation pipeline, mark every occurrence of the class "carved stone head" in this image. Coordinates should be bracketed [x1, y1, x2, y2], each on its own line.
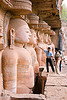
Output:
[44, 34, 49, 44]
[9, 18, 31, 44]
[29, 29, 37, 45]
[38, 31, 44, 42]
[48, 35, 52, 44]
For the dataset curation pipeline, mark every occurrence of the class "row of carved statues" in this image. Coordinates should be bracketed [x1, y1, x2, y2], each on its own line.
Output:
[2, 18, 55, 94]
[0, 0, 56, 95]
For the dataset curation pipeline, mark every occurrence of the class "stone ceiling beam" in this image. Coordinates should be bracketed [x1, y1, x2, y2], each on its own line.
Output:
[0, 0, 32, 15]
[30, 0, 61, 29]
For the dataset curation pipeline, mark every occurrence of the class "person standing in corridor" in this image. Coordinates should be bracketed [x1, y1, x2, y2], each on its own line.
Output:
[39, 47, 55, 72]
[55, 48, 61, 74]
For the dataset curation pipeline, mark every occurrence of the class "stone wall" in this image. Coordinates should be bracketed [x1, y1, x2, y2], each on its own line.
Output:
[61, 21, 67, 64]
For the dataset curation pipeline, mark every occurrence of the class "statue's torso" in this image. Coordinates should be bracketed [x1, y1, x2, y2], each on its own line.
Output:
[25, 46, 39, 74]
[35, 42, 47, 67]
[2, 46, 34, 94]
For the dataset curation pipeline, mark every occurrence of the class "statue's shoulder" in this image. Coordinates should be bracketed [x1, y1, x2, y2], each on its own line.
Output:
[2, 47, 17, 58]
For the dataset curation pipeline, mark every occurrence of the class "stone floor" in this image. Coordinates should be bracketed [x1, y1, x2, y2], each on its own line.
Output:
[45, 64, 67, 100]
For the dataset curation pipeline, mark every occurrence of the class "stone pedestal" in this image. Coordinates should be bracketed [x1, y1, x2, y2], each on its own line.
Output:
[10, 94, 45, 100]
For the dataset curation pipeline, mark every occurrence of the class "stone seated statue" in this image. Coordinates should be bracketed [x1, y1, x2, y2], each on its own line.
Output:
[35, 31, 47, 69]
[48, 35, 55, 57]
[25, 29, 39, 77]
[2, 19, 34, 94]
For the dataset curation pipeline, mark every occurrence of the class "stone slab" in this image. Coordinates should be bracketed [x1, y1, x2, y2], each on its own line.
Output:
[46, 74, 67, 86]
[45, 86, 67, 100]
[3, 90, 45, 100]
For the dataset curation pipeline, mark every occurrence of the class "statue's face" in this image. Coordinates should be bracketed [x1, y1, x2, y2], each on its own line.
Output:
[9, 19, 31, 43]
[29, 29, 37, 44]
[16, 25, 31, 43]
[44, 34, 48, 43]
[48, 35, 52, 44]
[38, 31, 44, 42]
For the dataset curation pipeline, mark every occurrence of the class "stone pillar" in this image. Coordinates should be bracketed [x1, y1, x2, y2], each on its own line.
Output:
[3, 12, 11, 48]
[58, 30, 63, 51]
[0, 8, 5, 74]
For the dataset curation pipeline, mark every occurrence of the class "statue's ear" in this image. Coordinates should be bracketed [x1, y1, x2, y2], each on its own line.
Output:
[37, 31, 40, 38]
[10, 28, 15, 36]
[9, 28, 15, 49]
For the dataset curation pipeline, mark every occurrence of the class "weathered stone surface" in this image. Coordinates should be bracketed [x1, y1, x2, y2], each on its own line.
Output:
[45, 30, 55, 36]
[30, 0, 61, 29]
[35, 32, 47, 67]
[62, 22, 67, 63]
[51, 29, 59, 48]
[2, 19, 34, 94]
[0, 96, 10, 100]
[28, 13, 39, 29]
[0, 75, 3, 95]
[46, 74, 67, 86]
[38, 21, 51, 31]
[3, 12, 11, 48]
[28, 13, 39, 25]
[45, 86, 67, 100]
[0, 0, 32, 15]
[1, 90, 46, 100]
[45, 65, 67, 100]
[0, 0, 62, 99]
[10, 94, 45, 100]
[0, 8, 5, 50]
[25, 29, 39, 75]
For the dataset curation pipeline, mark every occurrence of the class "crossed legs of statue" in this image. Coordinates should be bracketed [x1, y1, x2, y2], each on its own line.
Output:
[46, 58, 55, 72]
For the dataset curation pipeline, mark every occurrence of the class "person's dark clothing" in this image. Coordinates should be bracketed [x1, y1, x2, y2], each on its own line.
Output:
[46, 58, 55, 72]
[59, 61, 61, 72]
[44, 50, 55, 72]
